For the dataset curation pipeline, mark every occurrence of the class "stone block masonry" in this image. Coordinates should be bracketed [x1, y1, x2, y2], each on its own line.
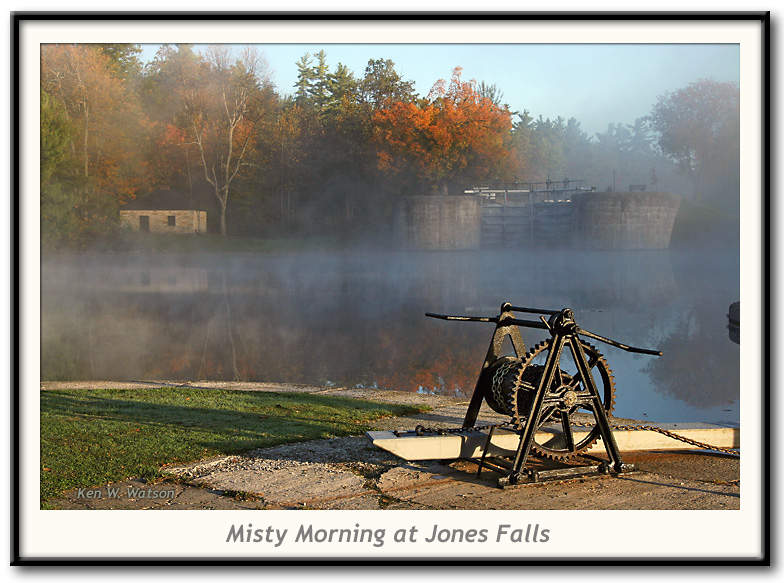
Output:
[480, 192, 681, 250]
[396, 192, 681, 250]
[396, 195, 482, 250]
[572, 192, 681, 250]
[120, 209, 208, 234]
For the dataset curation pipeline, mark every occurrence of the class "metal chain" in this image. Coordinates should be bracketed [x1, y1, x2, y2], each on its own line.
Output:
[572, 420, 740, 457]
[393, 420, 519, 437]
[398, 419, 739, 457]
[490, 359, 518, 413]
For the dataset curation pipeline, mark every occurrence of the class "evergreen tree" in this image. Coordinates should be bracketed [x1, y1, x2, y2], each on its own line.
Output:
[359, 58, 416, 108]
[294, 53, 315, 104]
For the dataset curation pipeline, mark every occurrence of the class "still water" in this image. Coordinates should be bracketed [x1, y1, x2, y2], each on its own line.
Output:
[41, 249, 739, 424]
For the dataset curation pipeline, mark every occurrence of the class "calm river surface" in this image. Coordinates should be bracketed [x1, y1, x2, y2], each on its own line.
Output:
[41, 249, 739, 424]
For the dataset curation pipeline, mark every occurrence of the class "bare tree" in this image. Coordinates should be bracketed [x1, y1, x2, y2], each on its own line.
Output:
[183, 46, 270, 235]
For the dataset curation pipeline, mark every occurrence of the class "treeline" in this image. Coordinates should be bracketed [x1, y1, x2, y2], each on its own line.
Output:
[40, 43, 740, 247]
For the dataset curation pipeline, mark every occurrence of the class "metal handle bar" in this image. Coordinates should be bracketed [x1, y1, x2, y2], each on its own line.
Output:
[425, 313, 498, 323]
[427, 306, 562, 320]
[425, 313, 549, 330]
[504, 305, 561, 316]
[425, 312, 661, 356]
[576, 327, 662, 357]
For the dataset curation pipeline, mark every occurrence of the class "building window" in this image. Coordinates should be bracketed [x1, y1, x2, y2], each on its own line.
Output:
[168, 215, 176, 227]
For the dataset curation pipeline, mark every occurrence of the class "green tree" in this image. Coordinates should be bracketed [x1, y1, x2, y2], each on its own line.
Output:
[139, 44, 205, 191]
[511, 115, 567, 183]
[359, 58, 416, 108]
[41, 90, 73, 184]
[650, 79, 740, 205]
[293, 50, 332, 113]
[478, 81, 505, 108]
[311, 50, 331, 110]
[326, 63, 359, 114]
[41, 44, 147, 244]
[294, 52, 315, 104]
[285, 52, 385, 233]
[95, 44, 142, 79]
[40, 89, 82, 247]
[562, 117, 593, 181]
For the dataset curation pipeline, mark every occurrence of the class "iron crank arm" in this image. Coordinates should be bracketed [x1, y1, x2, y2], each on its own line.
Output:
[426, 302, 559, 322]
[504, 305, 561, 316]
[425, 313, 550, 330]
[426, 309, 661, 354]
[425, 313, 498, 323]
[576, 327, 662, 357]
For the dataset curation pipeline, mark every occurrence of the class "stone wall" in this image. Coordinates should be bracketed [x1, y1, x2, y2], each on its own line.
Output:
[120, 210, 208, 234]
[480, 192, 681, 250]
[572, 192, 681, 250]
[396, 196, 481, 250]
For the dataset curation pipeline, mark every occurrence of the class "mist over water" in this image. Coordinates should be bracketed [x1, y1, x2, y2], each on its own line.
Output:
[41, 245, 739, 424]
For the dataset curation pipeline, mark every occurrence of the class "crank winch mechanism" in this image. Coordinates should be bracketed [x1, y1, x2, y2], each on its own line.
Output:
[418, 302, 663, 487]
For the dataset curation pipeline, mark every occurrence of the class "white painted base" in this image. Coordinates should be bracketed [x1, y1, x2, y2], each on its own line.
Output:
[366, 423, 740, 461]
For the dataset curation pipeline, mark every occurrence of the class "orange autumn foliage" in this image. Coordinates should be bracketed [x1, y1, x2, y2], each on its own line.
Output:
[373, 67, 514, 193]
[41, 44, 146, 203]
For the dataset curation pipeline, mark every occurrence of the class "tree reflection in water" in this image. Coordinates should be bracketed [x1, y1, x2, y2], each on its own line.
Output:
[644, 303, 739, 408]
[41, 249, 738, 421]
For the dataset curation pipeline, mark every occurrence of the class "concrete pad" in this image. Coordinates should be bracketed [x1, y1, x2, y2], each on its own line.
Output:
[167, 483, 266, 509]
[384, 466, 739, 510]
[622, 450, 740, 484]
[49, 450, 739, 511]
[367, 423, 739, 460]
[377, 464, 458, 492]
[191, 464, 369, 507]
[50, 479, 267, 510]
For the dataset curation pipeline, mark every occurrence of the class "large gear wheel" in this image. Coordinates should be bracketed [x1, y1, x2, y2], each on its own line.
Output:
[518, 339, 616, 460]
[481, 339, 616, 460]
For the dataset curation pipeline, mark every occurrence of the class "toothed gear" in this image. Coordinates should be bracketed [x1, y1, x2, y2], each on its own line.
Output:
[513, 339, 616, 460]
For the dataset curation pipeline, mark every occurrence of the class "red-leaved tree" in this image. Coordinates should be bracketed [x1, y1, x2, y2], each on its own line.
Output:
[373, 67, 514, 194]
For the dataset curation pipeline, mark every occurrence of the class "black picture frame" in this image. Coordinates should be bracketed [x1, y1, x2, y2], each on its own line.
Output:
[11, 10, 770, 566]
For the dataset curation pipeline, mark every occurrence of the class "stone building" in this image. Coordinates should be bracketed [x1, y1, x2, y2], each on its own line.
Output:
[120, 188, 208, 234]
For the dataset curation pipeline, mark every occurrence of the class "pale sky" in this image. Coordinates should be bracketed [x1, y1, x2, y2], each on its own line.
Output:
[139, 43, 739, 136]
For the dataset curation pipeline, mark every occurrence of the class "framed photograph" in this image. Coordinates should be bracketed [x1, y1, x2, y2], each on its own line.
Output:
[13, 11, 769, 564]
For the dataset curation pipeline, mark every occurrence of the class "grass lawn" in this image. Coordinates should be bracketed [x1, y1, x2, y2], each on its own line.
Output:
[40, 388, 425, 504]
